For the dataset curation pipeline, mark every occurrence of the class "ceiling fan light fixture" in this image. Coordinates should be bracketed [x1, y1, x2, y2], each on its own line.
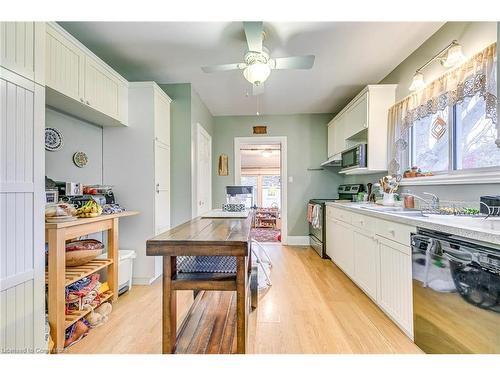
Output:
[243, 62, 271, 85]
[409, 71, 425, 92]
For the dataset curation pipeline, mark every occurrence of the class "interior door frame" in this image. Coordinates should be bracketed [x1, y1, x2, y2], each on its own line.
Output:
[192, 123, 212, 217]
[234, 136, 288, 245]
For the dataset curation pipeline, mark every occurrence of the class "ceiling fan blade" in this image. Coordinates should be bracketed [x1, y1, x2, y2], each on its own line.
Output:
[252, 83, 265, 96]
[243, 21, 263, 53]
[270, 55, 315, 70]
[201, 63, 245, 73]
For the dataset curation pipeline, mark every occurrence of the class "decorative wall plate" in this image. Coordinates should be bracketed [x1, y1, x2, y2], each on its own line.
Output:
[45, 128, 63, 151]
[73, 152, 88, 168]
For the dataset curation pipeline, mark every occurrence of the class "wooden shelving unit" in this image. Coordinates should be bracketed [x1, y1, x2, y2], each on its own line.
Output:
[64, 290, 114, 328]
[46, 211, 138, 353]
[45, 258, 113, 286]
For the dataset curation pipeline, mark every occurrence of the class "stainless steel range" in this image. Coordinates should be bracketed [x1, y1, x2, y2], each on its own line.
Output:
[308, 184, 363, 258]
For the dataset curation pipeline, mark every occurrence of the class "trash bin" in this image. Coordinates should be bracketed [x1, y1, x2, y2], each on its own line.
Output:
[97, 250, 136, 294]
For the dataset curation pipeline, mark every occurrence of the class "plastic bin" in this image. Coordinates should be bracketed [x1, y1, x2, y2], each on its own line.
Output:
[97, 250, 136, 293]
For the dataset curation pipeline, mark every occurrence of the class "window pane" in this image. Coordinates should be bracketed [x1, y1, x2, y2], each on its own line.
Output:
[261, 175, 280, 209]
[455, 94, 500, 169]
[413, 110, 449, 172]
[240, 176, 258, 208]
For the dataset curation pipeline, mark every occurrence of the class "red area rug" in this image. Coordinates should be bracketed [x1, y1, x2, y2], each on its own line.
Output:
[251, 228, 281, 243]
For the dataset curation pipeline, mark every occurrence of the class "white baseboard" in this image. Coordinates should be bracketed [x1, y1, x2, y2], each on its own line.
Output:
[285, 236, 310, 246]
[132, 273, 162, 285]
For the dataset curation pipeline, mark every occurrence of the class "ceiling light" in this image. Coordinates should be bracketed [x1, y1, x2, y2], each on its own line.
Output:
[442, 42, 465, 68]
[243, 63, 271, 85]
[409, 40, 466, 92]
[409, 71, 425, 92]
[261, 150, 273, 157]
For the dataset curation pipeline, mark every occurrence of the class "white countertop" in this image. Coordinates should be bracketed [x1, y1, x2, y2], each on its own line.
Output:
[325, 201, 500, 245]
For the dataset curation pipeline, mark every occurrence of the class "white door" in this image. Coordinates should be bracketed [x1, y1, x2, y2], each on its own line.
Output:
[195, 124, 212, 216]
[377, 236, 413, 336]
[353, 229, 379, 301]
[154, 142, 171, 235]
[331, 219, 354, 278]
[0, 73, 45, 352]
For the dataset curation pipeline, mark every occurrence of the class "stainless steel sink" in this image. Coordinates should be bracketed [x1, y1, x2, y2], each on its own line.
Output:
[359, 205, 426, 217]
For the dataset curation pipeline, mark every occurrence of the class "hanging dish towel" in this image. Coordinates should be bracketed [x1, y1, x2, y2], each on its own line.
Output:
[311, 204, 321, 229]
[307, 203, 314, 223]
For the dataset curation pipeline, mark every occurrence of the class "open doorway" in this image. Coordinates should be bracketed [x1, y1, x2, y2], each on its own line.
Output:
[234, 137, 287, 243]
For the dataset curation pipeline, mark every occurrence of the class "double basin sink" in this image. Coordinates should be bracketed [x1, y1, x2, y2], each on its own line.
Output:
[358, 205, 427, 217]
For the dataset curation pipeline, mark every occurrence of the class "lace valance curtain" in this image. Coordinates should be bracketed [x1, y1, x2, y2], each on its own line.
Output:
[387, 42, 497, 175]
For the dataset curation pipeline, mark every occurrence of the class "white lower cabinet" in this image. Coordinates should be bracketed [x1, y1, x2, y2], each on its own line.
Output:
[353, 229, 379, 301]
[325, 205, 414, 339]
[377, 236, 413, 337]
[327, 218, 354, 279]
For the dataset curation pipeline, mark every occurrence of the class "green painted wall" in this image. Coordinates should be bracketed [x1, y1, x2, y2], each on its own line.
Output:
[160, 83, 193, 226]
[212, 114, 344, 237]
[160, 83, 215, 226]
[191, 87, 214, 136]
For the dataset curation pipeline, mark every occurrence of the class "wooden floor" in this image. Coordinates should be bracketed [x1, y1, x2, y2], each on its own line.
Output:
[65, 245, 421, 354]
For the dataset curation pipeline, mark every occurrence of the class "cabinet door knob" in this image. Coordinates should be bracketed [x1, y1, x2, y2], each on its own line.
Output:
[389, 229, 395, 236]
[86, 100, 91, 106]
[80, 98, 84, 103]
[156, 183, 160, 193]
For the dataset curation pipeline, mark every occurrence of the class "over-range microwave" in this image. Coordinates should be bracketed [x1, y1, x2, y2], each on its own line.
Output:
[341, 144, 367, 171]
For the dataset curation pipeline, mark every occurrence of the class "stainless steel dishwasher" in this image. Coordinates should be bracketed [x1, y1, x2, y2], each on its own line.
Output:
[411, 229, 500, 353]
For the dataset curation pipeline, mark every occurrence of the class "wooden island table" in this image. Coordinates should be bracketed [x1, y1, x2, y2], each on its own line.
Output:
[146, 214, 254, 354]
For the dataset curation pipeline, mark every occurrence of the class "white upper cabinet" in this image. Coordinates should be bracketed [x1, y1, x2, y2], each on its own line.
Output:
[327, 113, 346, 159]
[84, 55, 121, 119]
[44, 22, 128, 127]
[45, 23, 84, 101]
[326, 85, 396, 173]
[344, 92, 368, 139]
[1, 22, 44, 84]
[154, 87, 171, 146]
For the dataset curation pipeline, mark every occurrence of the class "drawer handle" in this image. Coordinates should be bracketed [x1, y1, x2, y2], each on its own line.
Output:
[388, 229, 395, 236]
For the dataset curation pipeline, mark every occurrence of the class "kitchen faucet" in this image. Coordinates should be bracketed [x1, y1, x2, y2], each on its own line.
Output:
[403, 192, 440, 211]
[423, 192, 440, 210]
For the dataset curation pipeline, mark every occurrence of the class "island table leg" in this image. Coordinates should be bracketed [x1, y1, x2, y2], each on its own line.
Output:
[236, 255, 247, 354]
[163, 255, 177, 353]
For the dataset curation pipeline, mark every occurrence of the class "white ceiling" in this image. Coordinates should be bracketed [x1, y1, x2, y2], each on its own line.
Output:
[241, 149, 281, 169]
[59, 22, 444, 116]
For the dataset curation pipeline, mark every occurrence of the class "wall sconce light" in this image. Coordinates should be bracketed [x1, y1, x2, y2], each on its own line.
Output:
[409, 40, 465, 92]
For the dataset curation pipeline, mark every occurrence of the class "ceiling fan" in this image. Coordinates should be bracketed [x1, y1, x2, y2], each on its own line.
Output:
[201, 22, 315, 96]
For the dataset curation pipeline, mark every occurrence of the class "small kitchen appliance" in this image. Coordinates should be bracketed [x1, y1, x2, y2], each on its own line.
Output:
[480, 195, 500, 216]
[225, 185, 254, 210]
[308, 184, 364, 258]
[341, 144, 367, 171]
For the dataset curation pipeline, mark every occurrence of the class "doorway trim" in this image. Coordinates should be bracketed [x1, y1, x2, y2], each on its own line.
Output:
[234, 136, 288, 245]
[192, 123, 212, 218]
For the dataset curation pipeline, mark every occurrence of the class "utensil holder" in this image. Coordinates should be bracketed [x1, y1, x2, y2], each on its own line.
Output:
[383, 193, 396, 206]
